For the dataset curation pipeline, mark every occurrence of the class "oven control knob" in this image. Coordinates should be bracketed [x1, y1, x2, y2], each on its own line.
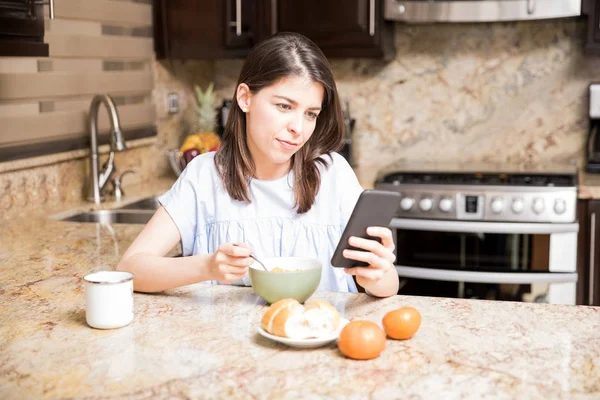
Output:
[532, 198, 545, 214]
[400, 197, 415, 211]
[439, 197, 453, 212]
[490, 198, 504, 214]
[554, 199, 566, 214]
[419, 198, 433, 212]
[511, 198, 525, 214]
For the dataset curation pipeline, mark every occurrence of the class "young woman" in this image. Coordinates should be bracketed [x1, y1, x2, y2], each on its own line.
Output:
[116, 32, 399, 297]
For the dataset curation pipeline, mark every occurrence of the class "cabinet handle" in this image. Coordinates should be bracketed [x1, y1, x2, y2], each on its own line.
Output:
[369, 0, 375, 36]
[590, 212, 596, 306]
[236, 0, 242, 36]
[34, 0, 54, 19]
[229, 0, 242, 36]
[271, 0, 277, 35]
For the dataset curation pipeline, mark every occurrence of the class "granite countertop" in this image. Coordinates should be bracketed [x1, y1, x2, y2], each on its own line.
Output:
[578, 171, 600, 200]
[1, 179, 600, 398]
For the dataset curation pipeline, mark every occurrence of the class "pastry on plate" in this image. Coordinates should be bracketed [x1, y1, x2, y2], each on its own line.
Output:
[260, 298, 340, 339]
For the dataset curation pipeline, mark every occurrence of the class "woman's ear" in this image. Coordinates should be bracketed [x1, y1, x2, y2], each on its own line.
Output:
[236, 83, 251, 113]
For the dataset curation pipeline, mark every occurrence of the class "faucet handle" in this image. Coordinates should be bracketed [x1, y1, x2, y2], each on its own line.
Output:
[111, 169, 137, 201]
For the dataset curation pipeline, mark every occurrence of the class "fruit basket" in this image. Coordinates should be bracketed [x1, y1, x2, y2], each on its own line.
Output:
[166, 132, 221, 177]
[166, 82, 221, 177]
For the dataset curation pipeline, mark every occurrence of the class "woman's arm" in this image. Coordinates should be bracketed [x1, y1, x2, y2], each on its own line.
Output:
[116, 207, 253, 293]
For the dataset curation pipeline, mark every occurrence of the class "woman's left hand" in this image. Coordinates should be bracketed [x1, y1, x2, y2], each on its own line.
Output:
[342, 226, 396, 286]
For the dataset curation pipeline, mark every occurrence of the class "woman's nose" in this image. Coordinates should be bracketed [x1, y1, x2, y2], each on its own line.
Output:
[287, 112, 303, 135]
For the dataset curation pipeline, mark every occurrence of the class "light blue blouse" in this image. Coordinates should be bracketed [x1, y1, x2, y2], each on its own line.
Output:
[158, 151, 364, 292]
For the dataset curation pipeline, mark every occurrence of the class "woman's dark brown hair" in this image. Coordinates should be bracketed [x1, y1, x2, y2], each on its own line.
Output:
[214, 32, 345, 214]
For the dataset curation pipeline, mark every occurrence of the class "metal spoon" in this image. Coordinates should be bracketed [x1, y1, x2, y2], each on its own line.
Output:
[233, 244, 269, 271]
[250, 254, 269, 272]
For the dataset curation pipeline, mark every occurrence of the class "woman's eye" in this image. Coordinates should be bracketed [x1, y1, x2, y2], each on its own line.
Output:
[277, 103, 291, 111]
[306, 112, 318, 120]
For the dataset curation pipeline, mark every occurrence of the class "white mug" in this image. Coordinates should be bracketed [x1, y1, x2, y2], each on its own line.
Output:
[84, 271, 134, 329]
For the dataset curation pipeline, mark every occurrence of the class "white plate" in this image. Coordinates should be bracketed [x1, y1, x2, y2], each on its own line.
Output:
[257, 318, 350, 349]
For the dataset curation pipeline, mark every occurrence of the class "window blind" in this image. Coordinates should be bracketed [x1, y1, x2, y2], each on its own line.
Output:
[0, 0, 156, 161]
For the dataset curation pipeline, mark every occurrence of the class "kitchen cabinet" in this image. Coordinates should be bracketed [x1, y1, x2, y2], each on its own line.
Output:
[583, 0, 600, 56]
[0, 0, 49, 57]
[576, 199, 600, 306]
[153, 0, 394, 60]
[153, 0, 261, 60]
[265, 0, 394, 59]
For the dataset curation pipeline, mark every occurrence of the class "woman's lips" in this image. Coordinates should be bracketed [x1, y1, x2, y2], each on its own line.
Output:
[277, 139, 299, 150]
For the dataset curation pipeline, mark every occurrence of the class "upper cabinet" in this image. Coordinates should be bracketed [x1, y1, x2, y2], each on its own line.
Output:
[154, 0, 261, 60]
[583, 0, 600, 56]
[154, 0, 394, 60]
[0, 0, 49, 57]
[267, 0, 393, 59]
[224, 0, 260, 52]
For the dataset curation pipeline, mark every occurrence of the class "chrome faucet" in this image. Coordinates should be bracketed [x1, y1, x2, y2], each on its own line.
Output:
[87, 94, 128, 204]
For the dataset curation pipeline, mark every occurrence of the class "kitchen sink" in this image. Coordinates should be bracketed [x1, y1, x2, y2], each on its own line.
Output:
[118, 197, 161, 210]
[55, 195, 162, 224]
[60, 210, 153, 224]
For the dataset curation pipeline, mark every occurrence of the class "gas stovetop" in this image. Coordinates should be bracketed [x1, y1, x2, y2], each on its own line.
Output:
[380, 171, 577, 187]
[374, 161, 578, 224]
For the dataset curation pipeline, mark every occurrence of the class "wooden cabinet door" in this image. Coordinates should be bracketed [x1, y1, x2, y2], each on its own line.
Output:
[588, 200, 600, 305]
[0, 0, 48, 57]
[583, 0, 600, 56]
[154, 0, 260, 60]
[577, 199, 600, 306]
[266, 0, 394, 59]
[224, 0, 260, 51]
[154, 0, 222, 59]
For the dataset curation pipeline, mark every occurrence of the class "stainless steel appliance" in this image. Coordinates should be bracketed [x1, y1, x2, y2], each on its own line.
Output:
[375, 162, 579, 304]
[384, 0, 581, 23]
[586, 83, 600, 173]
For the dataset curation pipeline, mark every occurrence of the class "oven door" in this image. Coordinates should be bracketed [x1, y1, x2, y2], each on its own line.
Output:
[391, 218, 579, 304]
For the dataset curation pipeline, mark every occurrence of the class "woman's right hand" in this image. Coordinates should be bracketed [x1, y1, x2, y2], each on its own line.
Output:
[207, 243, 254, 283]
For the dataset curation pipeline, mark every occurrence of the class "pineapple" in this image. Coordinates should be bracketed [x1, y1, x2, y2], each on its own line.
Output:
[195, 82, 216, 133]
[180, 82, 221, 158]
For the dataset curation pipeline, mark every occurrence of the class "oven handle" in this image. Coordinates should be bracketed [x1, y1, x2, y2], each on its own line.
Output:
[390, 218, 579, 234]
[395, 265, 578, 284]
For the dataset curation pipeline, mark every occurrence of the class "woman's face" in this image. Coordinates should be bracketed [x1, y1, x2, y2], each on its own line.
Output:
[237, 75, 324, 179]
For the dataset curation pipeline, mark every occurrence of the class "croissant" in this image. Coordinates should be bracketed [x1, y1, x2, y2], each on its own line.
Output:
[261, 298, 340, 339]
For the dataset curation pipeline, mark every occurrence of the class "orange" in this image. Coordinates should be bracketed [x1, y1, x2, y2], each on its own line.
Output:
[338, 320, 386, 360]
[382, 307, 421, 340]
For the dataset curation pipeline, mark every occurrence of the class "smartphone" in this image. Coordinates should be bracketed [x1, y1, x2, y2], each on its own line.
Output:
[331, 189, 401, 269]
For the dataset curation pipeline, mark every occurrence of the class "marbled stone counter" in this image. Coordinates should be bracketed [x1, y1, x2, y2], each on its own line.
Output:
[578, 171, 600, 200]
[1, 178, 599, 399]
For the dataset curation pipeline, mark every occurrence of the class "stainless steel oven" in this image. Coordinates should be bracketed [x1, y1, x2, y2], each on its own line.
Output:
[375, 162, 579, 304]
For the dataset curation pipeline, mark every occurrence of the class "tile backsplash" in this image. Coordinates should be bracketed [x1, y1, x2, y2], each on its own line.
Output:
[2, 18, 600, 219]
[0, 60, 212, 220]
